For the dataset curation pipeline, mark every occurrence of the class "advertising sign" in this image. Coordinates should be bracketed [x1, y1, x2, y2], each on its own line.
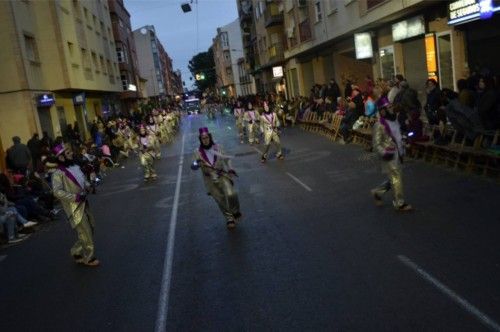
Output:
[392, 16, 425, 42]
[272, 66, 284, 78]
[37, 94, 55, 107]
[354, 33, 373, 59]
[73, 92, 86, 106]
[425, 34, 438, 82]
[448, 0, 500, 25]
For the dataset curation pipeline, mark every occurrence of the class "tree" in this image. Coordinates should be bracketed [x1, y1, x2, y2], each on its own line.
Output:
[188, 47, 217, 92]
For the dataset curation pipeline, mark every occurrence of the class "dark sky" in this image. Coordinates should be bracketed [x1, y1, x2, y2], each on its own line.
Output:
[124, 0, 238, 89]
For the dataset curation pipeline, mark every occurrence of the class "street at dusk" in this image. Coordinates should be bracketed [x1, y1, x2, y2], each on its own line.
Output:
[1, 0, 500, 331]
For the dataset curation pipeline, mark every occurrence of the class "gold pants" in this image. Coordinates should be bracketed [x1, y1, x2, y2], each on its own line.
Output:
[236, 122, 244, 141]
[208, 176, 240, 222]
[372, 166, 405, 207]
[71, 218, 95, 263]
[247, 123, 260, 144]
[262, 130, 282, 158]
[140, 152, 156, 178]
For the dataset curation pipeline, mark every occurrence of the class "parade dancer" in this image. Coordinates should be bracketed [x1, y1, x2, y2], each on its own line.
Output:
[244, 102, 260, 145]
[260, 101, 284, 163]
[146, 115, 161, 158]
[191, 127, 241, 229]
[138, 125, 157, 181]
[234, 101, 245, 143]
[370, 98, 413, 211]
[51, 144, 100, 267]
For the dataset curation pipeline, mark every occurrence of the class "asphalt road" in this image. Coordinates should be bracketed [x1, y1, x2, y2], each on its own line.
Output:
[1, 113, 499, 332]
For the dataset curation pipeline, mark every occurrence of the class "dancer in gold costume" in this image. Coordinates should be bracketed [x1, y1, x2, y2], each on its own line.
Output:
[260, 101, 284, 163]
[191, 127, 241, 229]
[52, 144, 100, 266]
[371, 97, 412, 211]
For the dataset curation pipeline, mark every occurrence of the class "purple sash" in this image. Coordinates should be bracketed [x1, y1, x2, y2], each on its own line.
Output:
[199, 145, 217, 167]
[58, 166, 83, 190]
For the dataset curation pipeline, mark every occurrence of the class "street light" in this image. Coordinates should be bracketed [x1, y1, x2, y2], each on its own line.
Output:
[181, 3, 192, 12]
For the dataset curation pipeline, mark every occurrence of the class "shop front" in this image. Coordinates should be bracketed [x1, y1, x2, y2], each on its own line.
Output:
[447, 0, 500, 75]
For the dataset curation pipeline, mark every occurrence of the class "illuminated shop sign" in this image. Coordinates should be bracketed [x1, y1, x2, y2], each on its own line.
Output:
[425, 34, 438, 82]
[392, 16, 425, 42]
[73, 92, 86, 105]
[354, 32, 373, 59]
[448, 0, 500, 25]
[37, 94, 55, 107]
[272, 66, 283, 78]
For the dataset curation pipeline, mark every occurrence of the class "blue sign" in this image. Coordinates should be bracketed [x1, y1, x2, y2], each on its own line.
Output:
[73, 92, 86, 105]
[37, 94, 55, 107]
[448, 0, 500, 25]
[480, 0, 494, 19]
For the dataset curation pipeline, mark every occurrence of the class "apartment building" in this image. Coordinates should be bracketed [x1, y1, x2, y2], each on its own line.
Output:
[0, 0, 122, 151]
[213, 19, 254, 97]
[239, 0, 500, 102]
[133, 25, 180, 99]
[108, 0, 148, 113]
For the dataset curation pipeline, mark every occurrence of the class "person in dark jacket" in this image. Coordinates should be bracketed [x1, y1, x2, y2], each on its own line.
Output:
[476, 76, 500, 130]
[424, 79, 441, 125]
[27, 133, 42, 170]
[6, 137, 32, 175]
[326, 79, 341, 110]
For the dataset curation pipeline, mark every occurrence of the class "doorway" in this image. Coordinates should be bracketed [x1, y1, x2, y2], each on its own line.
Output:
[402, 38, 427, 103]
[37, 107, 54, 138]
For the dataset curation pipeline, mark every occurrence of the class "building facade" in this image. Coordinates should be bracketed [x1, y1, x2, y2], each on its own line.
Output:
[213, 19, 254, 97]
[238, 0, 499, 102]
[0, 0, 122, 152]
[133, 25, 180, 100]
[108, 0, 147, 113]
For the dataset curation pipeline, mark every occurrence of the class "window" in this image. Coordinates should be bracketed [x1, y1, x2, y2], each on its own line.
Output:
[224, 51, 230, 61]
[81, 48, 90, 68]
[116, 47, 127, 63]
[83, 6, 88, 21]
[379, 46, 395, 79]
[67, 41, 74, 57]
[100, 56, 106, 74]
[118, 18, 124, 28]
[367, 0, 386, 10]
[121, 73, 128, 91]
[328, 0, 338, 13]
[106, 59, 112, 75]
[24, 35, 38, 61]
[315, 1, 322, 22]
[93, 14, 97, 27]
[226, 67, 232, 76]
[221, 32, 229, 48]
[91, 51, 98, 71]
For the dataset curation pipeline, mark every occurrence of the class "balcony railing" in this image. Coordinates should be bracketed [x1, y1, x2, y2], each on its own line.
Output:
[264, 3, 283, 28]
[299, 19, 312, 43]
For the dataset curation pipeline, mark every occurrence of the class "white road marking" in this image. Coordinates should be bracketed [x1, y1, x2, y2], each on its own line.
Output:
[286, 172, 313, 192]
[155, 134, 185, 332]
[251, 146, 262, 154]
[397, 255, 500, 332]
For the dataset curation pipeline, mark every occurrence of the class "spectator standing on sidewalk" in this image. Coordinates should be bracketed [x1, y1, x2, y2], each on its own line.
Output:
[27, 133, 42, 170]
[6, 136, 32, 175]
[424, 79, 442, 125]
[51, 144, 100, 267]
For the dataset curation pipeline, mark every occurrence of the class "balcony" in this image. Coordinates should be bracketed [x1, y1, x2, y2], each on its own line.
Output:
[264, 3, 284, 28]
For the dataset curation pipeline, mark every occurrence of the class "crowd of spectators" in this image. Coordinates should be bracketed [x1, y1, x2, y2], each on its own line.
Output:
[1, 102, 181, 245]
